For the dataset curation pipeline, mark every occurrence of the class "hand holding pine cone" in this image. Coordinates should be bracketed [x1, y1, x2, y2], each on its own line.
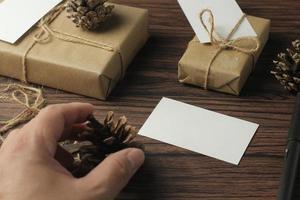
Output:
[66, 0, 114, 30]
[271, 40, 300, 94]
[62, 111, 142, 177]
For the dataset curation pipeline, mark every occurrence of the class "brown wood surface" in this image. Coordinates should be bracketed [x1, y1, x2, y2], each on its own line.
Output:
[1, 0, 300, 199]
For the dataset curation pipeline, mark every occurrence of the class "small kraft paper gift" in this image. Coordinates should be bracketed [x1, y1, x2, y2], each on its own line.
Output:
[178, 1, 270, 95]
[0, 1, 149, 100]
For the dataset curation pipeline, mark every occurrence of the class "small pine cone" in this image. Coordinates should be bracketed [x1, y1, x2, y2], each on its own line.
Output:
[62, 112, 142, 177]
[271, 39, 300, 94]
[66, 0, 114, 30]
[85, 112, 139, 152]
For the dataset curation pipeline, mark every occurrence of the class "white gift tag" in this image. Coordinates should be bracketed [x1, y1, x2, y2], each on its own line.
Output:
[139, 98, 259, 165]
[177, 0, 257, 43]
[0, 0, 62, 43]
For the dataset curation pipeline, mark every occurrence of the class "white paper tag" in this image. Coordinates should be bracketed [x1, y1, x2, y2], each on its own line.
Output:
[0, 0, 62, 44]
[139, 98, 259, 165]
[177, 0, 257, 43]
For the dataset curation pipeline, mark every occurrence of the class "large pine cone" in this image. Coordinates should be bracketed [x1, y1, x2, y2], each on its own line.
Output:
[62, 111, 142, 177]
[271, 40, 300, 94]
[66, 0, 114, 30]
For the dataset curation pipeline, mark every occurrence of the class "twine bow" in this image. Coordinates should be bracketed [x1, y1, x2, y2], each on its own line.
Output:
[199, 9, 260, 89]
[0, 84, 46, 141]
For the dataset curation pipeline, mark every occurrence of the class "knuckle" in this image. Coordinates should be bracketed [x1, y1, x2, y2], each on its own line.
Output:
[39, 104, 64, 121]
[6, 129, 20, 138]
[41, 104, 59, 114]
[3, 133, 27, 154]
[3, 129, 21, 142]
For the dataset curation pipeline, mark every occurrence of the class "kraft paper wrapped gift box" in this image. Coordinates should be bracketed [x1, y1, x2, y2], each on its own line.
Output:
[178, 15, 270, 95]
[0, 3, 149, 100]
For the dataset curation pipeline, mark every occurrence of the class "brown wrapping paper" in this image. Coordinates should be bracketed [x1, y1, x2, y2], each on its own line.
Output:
[0, 4, 149, 100]
[178, 15, 270, 95]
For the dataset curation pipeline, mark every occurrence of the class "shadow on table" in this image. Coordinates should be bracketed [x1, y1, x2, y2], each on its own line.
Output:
[292, 163, 300, 199]
[118, 157, 166, 200]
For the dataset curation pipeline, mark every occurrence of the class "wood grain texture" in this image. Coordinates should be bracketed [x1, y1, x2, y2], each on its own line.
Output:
[0, 0, 299, 199]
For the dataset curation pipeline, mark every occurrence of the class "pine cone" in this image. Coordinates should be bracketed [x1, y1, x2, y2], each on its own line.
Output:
[62, 112, 142, 177]
[83, 112, 140, 152]
[66, 0, 114, 30]
[271, 40, 300, 94]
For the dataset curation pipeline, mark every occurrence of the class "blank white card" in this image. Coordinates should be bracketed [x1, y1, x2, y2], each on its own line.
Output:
[177, 0, 257, 43]
[0, 0, 62, 43]
[139, 98, 259, 165]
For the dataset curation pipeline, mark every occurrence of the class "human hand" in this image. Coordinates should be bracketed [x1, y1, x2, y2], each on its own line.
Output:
[0, 103, 145, 200]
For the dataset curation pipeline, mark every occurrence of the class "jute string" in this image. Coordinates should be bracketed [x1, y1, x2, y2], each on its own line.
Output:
[198, 9, 260, 89]
[1, 2, 122, 137]
[0, 84, 46, 141]
[22, 2, 122, 83]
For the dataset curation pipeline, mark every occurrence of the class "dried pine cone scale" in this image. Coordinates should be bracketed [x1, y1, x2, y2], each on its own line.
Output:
[271, 40, 300, 94]
[62, 111, 142, 177]
[66, 0, 114, 30]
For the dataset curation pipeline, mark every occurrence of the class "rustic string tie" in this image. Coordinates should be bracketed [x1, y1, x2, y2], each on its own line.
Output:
[199, 9, 260, 89]
[1, 2, 124, 137]
[0, 84, 46, 141]
[22, 2, 124, 84]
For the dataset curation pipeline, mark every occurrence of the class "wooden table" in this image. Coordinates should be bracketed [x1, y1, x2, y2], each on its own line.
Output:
[1, 0, 299, 199]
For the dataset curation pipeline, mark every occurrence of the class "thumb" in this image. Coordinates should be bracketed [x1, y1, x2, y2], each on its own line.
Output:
[79, 148, 145, 200]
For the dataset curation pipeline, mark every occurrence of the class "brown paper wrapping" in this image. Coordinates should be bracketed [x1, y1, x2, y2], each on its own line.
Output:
[0, 4, 149, 100]
[178, 16, 270, 95]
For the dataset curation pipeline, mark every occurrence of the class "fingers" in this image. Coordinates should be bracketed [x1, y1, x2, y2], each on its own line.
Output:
[33, 103, 93, 140]
[79, 148, 145, 200]
[23, 103, 94, 155]
[61, 123, 88, 141]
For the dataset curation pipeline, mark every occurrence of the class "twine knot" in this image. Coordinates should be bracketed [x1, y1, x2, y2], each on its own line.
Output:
[22, 1, 124, 84]
[0, 84, 46, 141]
[199, 9, 260, 89]
[219, 41, 231, 50]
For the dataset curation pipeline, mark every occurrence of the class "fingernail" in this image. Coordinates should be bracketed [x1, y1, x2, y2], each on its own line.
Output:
[127, 148, 145, 170]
